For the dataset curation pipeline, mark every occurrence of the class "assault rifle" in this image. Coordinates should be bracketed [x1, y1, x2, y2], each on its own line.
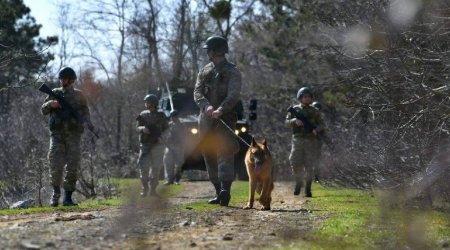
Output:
[39, 83, 99, 138]
[287, 106, 335, 150]
[136, 116, 162, 144]
[287, 106, 316, 133]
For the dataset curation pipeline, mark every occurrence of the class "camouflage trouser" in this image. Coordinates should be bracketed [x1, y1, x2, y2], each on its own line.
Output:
[137, 143, 165, 189]
[48, 132, 81, 192]
[199, 114, 239, 184]
[289, 135, 320, 183]
[163, 147, 184, 182]
[315, 141, 323, 178]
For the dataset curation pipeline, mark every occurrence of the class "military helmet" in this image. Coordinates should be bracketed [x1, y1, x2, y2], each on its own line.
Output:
[58, 67, 77, 80]
[312, 101, 322, 110]
[169, 110, 179, 118]
[144, 94, 159, 105]
[202, 35, 228, 54]
[297, 87, 313, 99]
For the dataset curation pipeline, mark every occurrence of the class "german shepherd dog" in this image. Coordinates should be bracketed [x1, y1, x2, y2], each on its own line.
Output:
[243, 138, 274, 210]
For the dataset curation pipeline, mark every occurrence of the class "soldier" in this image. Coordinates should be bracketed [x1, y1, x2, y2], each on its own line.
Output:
[194, 35, 241, 206]
[163, 110, 185, 185]
[41, 67, 90, 206]
[285, 87, 324, 197]
[136, 94, 168, 196]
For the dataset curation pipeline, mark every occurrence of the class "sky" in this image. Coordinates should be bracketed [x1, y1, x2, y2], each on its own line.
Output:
[22, 0, 129, 80]
[23, 0, 63, 79]
[23, 0, 59, 38]
[21, 0, 203, 81]
[22, 0, 173, 80]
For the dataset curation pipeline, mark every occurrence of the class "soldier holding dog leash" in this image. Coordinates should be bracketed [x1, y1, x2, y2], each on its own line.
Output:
[194, 35, 242, 207]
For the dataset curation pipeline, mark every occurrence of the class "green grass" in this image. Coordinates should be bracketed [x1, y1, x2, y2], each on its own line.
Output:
[215, 182, 449, 249]
[0, 179, 184, 216]
[0, 195, 122, 216]
[296, 184, 450, 250]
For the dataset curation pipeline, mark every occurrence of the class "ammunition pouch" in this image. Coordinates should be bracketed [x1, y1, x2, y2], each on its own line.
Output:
[49, 114, 83, 133]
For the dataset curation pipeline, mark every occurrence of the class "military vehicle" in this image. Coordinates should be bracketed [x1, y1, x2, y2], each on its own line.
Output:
[158, 81, 256, 180]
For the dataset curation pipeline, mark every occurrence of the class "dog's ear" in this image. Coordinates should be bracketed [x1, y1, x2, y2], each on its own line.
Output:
[262, 138, 267, 147]
[251, 137, 257, 147]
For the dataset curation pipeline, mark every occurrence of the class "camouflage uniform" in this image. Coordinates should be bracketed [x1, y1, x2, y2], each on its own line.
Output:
[41, 86, 89, 192]
[163, 120, 185, 184]
[285, 103, 324, 195]
[136, 109, 168, 193]
[194, 59, 241, 197]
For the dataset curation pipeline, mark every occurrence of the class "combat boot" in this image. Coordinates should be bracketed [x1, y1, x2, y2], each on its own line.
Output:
[207, 182, 222, 204]
[218, 181, 232, 207]
[140, 179, 149, 197]
[174, 174, 181, 185]
[50, 186, 61, 207]
[63, 191, 78, 206]
[294, 181, 302, 196]
[305, 180, 313, 198]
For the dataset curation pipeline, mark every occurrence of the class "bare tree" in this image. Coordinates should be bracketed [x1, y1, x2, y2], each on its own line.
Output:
[74, 0, 134, 152]
[129, 0, 164, 91]
[171, 0, 189, 80]
[54, 2, 73, 68]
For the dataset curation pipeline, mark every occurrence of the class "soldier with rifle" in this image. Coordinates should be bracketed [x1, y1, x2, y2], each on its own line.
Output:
[136, 94, 168, 196]
[285, 87, 324, 197]
[41, 67, 94, 206]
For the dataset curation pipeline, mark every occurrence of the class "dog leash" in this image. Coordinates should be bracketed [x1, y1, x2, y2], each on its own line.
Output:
[219, 118, 251, 147]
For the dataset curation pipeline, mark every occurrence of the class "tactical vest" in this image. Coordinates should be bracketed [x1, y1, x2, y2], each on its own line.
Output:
[291, 105, 318, 136]
[204, 63, 232, 108]
[137, 110, 167, 144]
[48, 88, 85, 133]
[202, 61, 238, 123]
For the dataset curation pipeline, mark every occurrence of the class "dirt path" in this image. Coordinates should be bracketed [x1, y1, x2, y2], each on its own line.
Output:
[0, 181, 318, 249]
